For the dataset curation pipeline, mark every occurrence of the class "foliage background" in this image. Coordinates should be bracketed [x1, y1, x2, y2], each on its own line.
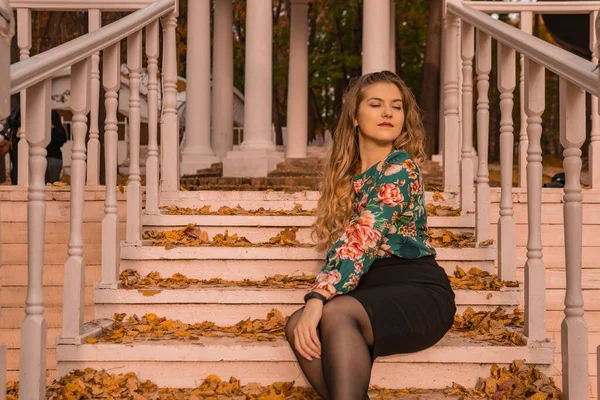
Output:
[13, 0, 591, 161]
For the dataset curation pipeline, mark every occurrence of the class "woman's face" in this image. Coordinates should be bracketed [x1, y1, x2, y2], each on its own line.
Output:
[355, 82, 404, 146]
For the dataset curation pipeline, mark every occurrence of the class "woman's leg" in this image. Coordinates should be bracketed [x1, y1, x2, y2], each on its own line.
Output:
[285, 307, 331, 400]
[319, 296, 375, 400]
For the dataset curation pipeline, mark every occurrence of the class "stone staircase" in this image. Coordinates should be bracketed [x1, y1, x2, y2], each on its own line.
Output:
[180, 157, 444, 192]
[55, 189, 555, 392]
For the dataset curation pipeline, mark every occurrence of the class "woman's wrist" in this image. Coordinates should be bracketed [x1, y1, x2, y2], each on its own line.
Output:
[304, 289, 331, 305]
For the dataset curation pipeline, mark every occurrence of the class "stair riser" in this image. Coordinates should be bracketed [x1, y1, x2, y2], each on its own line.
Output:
[56, 360, 552, 389]
[142, 226, 474, 245]
[94, 303, 515, 325]
[159, 191, 460, 210]
[142, 214, 476, 229]
[119, 259, 496, 279]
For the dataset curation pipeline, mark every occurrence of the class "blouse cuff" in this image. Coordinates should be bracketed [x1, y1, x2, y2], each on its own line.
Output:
[310, 281, 336, 300]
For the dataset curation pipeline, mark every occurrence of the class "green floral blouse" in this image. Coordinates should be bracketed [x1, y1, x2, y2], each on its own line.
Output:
[310, 149, 436, 300]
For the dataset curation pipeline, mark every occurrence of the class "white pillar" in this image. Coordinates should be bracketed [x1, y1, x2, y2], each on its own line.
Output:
[180, 0, 219, 175]
[0, 0, 13, 119]
[286, 0, 309, 159]
[389, 0, 396, 72]
[518, 11, 533, 188]
[17, 8, 31, 187]
[86, 10, 101, 186]
[59, 59, 91, 341]
[145, 20, 160, 214]
[589, 11, 600, 188]
[19, 78, 51, 400]
[125, 31, 142, 245]
[160, 10, 180, 191]
[442, 4, 460, 193]
[362, 0, 390, 74]
[222, 0, 283, 177]
[212, 0, 234, 159]
[559, 77, 589, 399]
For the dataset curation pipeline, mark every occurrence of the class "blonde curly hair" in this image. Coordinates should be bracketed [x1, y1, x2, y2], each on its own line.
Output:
[311, 70, 428, 251]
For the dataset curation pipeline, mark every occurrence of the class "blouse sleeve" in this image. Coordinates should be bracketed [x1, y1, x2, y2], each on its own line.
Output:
[310, 154, 422, 300]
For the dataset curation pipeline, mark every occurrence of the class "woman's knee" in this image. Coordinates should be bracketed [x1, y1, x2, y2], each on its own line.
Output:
[320, 296, 374, 344]
[320, 297, 355, 329]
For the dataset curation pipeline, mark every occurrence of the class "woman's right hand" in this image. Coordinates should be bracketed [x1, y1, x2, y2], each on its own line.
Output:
[293, 300, 323, 361]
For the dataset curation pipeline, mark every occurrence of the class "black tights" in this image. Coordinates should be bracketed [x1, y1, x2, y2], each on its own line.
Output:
[284, 295, 375, 400]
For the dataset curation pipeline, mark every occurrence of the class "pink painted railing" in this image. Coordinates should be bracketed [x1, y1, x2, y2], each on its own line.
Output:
[444, 1, 600, 398]
[8, 1, 178, 398]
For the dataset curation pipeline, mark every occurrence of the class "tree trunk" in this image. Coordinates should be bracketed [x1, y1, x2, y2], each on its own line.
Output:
[272, 0, 283, 146]
[419, 0, 442, 157]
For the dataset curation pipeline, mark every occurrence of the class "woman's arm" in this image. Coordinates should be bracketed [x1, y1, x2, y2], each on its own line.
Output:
[308, 152, 421, 300]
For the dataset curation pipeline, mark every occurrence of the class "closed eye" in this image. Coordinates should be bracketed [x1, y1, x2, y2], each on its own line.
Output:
[369, 104, 403, 110]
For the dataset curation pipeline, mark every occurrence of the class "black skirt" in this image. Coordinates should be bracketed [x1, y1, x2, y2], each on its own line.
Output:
[345, 255, 456, 360]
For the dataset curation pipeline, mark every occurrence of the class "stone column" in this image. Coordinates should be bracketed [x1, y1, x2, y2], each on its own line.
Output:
[222, 0, 283, 177]
[362, 0, 390, 74]
[286, 0, 309, 159]
[212, 0, 234, 159]
[180, 0, 219, 175]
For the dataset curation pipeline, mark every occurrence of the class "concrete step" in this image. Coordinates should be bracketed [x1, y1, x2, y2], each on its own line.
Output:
[118, 245, 497, 278]
[159, 190, 461, 210]
[141, 214, 476, 245]
[56, 332, 554, 389]
[142, 213, 475, 229]
[94, 286, 522, 324]
[179, 176, 321, 191]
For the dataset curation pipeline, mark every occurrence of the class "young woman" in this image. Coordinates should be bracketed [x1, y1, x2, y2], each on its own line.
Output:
[284, 71, 457, 400]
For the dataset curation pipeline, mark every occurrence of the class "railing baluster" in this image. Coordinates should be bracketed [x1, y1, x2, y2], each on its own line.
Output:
[160, 10, 179, 192]
[497, 42, 516, 281]
[589, 10, 600, 189]
[86, 9, 102, 186]
[460, 21, 475, 214]
[518, 11, 533, 188]
[16, 8, 31, 187]
[559, 77, 589, 398]
[19, 78, 51, 400]
[100, 42, 121, 287]
[145, 20, 160, 214]
[126, 30, 142, 245]
[60, 59, 91, 341]
[475, 30, 491, 243]
[0, 5, 12, 395]
[442, 6, 460, 193]
[524, 58, 546, 342]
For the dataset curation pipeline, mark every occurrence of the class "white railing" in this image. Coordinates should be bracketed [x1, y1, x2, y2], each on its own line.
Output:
[0, 1, 13, 398]
[9, 1, 178, 398]
[444, 1, 598, 398]
[444, 1, 600, 193]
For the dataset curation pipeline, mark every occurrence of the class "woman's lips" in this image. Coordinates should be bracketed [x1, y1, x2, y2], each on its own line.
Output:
[378, 122, 394, 127]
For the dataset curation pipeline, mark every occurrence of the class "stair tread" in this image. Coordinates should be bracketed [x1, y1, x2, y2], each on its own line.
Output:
[95, 286, 521, 306]
[58, 327, 553, 364]
[142, 213, 475, 228]
[120, 244, 496, 261]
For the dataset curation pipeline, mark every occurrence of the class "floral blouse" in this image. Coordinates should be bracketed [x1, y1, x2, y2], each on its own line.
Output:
[310, 149, 436, 300]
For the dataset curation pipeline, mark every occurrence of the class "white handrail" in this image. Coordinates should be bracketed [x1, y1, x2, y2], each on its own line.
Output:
[465, 1, 600, 14]
[448, 0, 598, 96]
[9, 0, 155, 11]
[10, 0, 175, 93]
